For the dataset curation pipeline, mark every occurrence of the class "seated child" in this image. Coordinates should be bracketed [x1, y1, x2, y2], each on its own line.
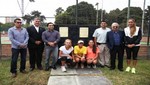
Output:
[59, 39, 74, 72]
[86, 40, 100, 68]
[74, 40, 87, 68]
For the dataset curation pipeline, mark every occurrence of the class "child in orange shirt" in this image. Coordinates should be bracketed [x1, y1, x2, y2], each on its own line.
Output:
[86, 40, 100, 68]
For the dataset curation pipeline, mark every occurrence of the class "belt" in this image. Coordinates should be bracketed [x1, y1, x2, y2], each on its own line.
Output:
[97, 43, 106, 45]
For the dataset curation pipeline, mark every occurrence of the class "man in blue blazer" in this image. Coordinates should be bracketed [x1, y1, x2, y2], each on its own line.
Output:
[106, 22, 125, 71]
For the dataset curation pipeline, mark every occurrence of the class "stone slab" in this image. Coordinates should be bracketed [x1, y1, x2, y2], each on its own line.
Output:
[50, 67, 102, 76]
[50, 68, 77, 76]
[48, 76, 112, 85]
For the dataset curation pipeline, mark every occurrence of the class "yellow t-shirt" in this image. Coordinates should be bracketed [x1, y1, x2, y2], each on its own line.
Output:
[74, 45, 87, 56]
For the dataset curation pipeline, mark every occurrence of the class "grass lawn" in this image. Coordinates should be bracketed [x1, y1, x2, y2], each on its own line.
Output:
[0, 59, 50, 85]
[100, 59, 150, 85]
[0, 58, 150, 85]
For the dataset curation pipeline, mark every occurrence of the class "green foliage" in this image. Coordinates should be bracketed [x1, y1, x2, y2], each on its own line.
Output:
[55, 1, 146, 30]
[1, 23, 13, 31]
[56, 7, 64, 16]
[22, 10, 46, 24]
[55, 1, 96, 25]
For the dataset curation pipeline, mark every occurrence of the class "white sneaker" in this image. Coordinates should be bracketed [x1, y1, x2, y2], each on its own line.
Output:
[61, 66, 67, 72]
[81, 64, 84, 69]
[131, 68, 136, 74]
[87, 65, 91, 68]
[125, 67, 131, 72]
[75, 64, 78, 69]
[93, 65, 97, 69]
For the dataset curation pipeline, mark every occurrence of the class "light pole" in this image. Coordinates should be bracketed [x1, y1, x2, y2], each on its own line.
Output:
[76, 0, 78, 25]
[17, 0, 34, 17]
[95, 3, 99, 25]
[100, 0, 103, 22]
[127, 0, 130, 25]
[141, 0, 146, 35]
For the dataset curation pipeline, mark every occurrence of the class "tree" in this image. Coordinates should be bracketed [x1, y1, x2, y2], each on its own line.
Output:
[31, 11, 46, 22]
[56, 7, 64, 16]
[22, 14, 32, 24]
[22, 10, 46, 24]
[55, 1, 96, 25]
[145, 6, 150, 21]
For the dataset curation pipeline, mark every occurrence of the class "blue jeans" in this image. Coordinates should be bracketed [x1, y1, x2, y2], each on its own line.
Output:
[10, 48, 27, 73]
[45, 45, 58, 68]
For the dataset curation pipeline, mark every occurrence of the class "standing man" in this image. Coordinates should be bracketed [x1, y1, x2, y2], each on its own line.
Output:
[42, 22, 60, 71]
[27, 18, 45, 71]
[8, 18, 29, 77]
[106, 22, 125, 71]
[93, 21, 111, 68]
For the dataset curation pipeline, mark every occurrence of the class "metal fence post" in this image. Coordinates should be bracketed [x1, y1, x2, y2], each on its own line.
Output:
[0, 24, 2, 60]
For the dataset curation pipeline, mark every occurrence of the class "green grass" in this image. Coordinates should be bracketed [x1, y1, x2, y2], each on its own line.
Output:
[0, 59, 150, 85]
[0, 59, 50, 85]
[100, 60, 150, 85]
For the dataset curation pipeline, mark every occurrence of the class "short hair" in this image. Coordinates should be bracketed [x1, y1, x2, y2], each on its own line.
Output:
[47, 22, 54, 27]
[14, 18, 21, 23]
[111, 22, 119, 27]
[34, 17, 40, 21]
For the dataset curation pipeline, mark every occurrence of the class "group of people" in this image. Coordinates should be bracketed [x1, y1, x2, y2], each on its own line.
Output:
[8, 17, 142, 78]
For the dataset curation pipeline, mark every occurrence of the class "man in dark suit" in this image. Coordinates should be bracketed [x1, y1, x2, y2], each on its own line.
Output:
[27, 18, 45, 71]
[106, 22, 124, 71]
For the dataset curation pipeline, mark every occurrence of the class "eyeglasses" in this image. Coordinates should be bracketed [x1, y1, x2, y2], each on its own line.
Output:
[16, 22, 22, 24]
[112, 26, 118, 28]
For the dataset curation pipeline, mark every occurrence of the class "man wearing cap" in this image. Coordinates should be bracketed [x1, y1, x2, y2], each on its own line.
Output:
[93, 21, 111, 68]
[74, 40, 87, 68]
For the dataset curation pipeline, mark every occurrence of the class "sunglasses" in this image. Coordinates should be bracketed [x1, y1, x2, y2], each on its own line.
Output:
[112, 26, 118, 28]
[16, 22, 22, 24]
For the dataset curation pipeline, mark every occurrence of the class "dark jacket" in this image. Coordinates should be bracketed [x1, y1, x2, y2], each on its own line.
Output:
[27, 25, 45, 48]
[106, 30, 125, 49]
[124, 27, 142, 45]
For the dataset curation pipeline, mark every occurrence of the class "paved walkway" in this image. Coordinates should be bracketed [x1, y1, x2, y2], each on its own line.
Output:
[47, 67, 112, 85]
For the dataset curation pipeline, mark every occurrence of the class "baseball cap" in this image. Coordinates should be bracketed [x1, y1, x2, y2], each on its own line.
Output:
[78, 40, 84, 44]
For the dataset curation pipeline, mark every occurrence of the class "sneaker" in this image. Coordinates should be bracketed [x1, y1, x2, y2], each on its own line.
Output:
[131, 68, 136, 74]
[65, 64, 68, 68]
[61, 66, 67, 72]
[87, 65, 91, 68]
[75, 64, 78, 69]
[125, 67, 131, 72]
[93, 65, 97, 69]
[81, 64, 84, 69]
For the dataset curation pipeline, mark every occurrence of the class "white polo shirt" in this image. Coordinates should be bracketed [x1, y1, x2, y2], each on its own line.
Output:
[93, 27, 111, 43]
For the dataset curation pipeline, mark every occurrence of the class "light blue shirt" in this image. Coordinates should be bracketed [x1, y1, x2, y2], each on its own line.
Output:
[8, 26, 29, 49]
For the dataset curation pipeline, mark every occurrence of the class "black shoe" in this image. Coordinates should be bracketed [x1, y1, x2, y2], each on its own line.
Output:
[105, 65, 110, 68]
[20, 70, 27, 73]
[110, 68, 115, 70]
[52, 66, 57, 70]
[38, 67, 43, 70]
[118, 68, 123, 71]
[45, 67, 50, 71]
[30, 68, 34, 71]
[100, 65, 105, 68]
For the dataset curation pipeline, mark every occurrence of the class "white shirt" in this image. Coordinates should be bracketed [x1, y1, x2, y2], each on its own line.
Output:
[34, 25, 39, 32]
[93, 27, 111, 43]
[59, 45, 73, 56]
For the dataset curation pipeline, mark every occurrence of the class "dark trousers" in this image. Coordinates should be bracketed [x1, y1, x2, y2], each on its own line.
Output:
[10, 48, 27, 73]
[126, 46, 140, 60]
[28, 47, 44, 69]
[110, 46, 124, 69]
